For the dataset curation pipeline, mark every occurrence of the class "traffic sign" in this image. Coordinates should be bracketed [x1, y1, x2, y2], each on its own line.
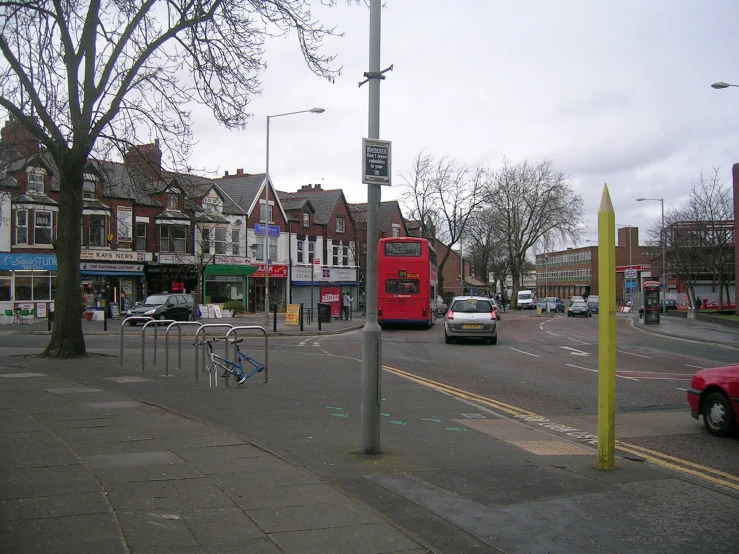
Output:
[625, 269, 637, 279]
[254, 224, 280, 237]
[313, 258, 321, 265]
[362, 138, 392, 185]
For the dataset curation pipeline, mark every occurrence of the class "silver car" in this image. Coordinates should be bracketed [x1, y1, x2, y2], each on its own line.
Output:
[568, 301, 592, 317]
[444, 296, 498, 344]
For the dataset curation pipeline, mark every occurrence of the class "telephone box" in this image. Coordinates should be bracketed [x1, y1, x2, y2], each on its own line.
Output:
[643, 280, 661, 324]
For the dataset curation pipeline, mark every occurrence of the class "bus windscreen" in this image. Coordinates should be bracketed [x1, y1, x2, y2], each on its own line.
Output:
[384, 242, 421, 257]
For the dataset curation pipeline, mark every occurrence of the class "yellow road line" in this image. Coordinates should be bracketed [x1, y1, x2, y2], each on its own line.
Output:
[382, 364, 739, 490]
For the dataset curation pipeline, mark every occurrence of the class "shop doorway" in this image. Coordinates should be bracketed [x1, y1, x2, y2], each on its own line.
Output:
[252, 284, 265, 313]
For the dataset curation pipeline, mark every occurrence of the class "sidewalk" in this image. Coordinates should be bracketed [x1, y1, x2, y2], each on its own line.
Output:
[631, 312, 739, 348]
[0, 311, 367, 337]
[1, 316, 739, 552]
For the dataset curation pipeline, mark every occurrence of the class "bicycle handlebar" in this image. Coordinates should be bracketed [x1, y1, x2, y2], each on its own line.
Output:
[193, 337, 228, 346]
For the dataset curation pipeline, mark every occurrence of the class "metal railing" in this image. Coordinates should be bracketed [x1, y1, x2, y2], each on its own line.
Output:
[141, 319, 175, 369]
[119, 317, 154, 366]
[165, 321, 204, 376]
[193, 324, 236, 381]
[226, 326, 269, 384]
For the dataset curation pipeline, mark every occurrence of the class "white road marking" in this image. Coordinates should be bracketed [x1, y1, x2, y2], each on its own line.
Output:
[559, 346, 589, 356]
[565, 363, 640, 381]
[509, 347, 540, 358]
[685, 364, 707, 370]
[567, 337, 592, 345]
[677, 387, 688, 392]
[545, 331, 559, 336]
[618, 350, 652, 359]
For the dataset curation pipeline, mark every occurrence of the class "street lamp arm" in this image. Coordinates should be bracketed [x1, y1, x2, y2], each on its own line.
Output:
[711, 81, 739, 89]
[268, 108, 325, 120]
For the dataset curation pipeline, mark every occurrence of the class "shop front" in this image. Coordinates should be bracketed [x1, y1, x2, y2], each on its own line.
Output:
[202, 256, 257, 307]
[0, 253, 57, 319]
[80, 261, 145, 313]
[249, 264, 288, 313]
[290, 266, 360, 312]
[146, 254, 199, 296]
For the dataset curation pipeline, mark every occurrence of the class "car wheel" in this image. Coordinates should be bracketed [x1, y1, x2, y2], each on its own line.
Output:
[489, 334, 497, 345]
[568, 312, 572, 317]
[128, 321, 137, 326]
[588, 312, 592, 317]
[702, 392, 737, 437]
[445, 332, 452, 344]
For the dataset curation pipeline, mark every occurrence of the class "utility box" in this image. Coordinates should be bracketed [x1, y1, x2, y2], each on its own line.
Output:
[317, 303, 331, 323]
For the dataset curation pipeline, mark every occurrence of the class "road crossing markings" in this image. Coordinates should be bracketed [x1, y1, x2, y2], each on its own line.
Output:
[618, 350, 652, 358]
[559, 346, 589, 356]
[565, 363, 640, 381]
[685, 364, 707, 370]
[508, 347, 540, 357]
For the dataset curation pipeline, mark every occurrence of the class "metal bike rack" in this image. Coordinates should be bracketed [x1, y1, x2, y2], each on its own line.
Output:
[119, 316, 154, 366]
[164, 321, 204, 376]
[225, 326, 269, 384]
[141, 319, 175, 369]
[193, 324, 235, 381]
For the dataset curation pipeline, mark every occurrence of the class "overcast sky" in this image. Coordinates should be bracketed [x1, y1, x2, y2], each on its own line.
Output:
[186, 0, 739, 249]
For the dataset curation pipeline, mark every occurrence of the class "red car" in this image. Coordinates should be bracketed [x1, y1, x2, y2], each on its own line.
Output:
[687, 364, 739, 437]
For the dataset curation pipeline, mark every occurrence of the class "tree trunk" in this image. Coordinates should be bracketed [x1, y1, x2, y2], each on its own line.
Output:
[43, 158, 86, 357]
[510, 266, 520, 309]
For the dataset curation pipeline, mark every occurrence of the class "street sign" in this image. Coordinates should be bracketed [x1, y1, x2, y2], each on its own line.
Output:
[313, 258, 320, 265]
[362, 138, 392, 185]
[254, 223, 280, 237]
[625, 269, 637, 279]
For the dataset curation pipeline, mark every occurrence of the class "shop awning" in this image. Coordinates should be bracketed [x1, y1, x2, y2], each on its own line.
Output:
[204, 264, 258, 277]
[81, 271, 145, 276]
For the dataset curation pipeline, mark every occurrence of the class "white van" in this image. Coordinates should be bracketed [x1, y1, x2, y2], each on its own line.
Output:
[516, 290, 536, 310]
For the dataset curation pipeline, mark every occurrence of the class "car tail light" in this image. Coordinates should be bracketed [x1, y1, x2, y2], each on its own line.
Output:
[422, 308, 427, 316]
[378, 307, 383, 316]
[490, 311, 497, 320]
[447, 309, 454, 320]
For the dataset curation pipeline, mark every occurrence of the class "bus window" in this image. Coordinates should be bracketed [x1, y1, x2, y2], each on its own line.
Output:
[386, 279, 420, 295]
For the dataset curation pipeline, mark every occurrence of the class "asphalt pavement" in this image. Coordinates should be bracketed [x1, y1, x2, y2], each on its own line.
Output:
[1, 311, 738, 553]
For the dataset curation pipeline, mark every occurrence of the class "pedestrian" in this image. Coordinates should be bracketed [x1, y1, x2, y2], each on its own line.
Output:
[695, 296, 701, 310]
[342, 292, 353, 320]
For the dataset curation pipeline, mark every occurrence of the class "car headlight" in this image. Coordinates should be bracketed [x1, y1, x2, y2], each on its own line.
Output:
[143, 308, 156, 315]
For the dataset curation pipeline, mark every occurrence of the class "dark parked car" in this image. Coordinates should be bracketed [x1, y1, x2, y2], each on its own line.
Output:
[662, 299, 678, 311]
[586, 295, 599, 314]
[126, 294, 195, 325]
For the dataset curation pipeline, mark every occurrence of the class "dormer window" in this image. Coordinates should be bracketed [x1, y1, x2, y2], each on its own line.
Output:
[27, 168, 44, 195]
[167, 190, 179, 210]
[83, 174, 97, 200]
[303, 212, 310, 228]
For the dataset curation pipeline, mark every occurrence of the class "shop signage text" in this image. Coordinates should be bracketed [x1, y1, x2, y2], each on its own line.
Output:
[291, 266, 358, 282]
[0, 253, 57, 271]
[251, 264, 288, 278]
[214, 256, 250, 265]
[80, 262, 143, 272]
[81, 249, 149, 262]
[158, 254, 197, 264]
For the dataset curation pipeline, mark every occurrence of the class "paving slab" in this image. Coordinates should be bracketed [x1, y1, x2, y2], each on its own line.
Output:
[270, 522, 422, 554]
[103, 478, 233, 511]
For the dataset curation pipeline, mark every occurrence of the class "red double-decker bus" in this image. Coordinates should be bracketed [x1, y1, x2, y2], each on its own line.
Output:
[377, 237, 439, 328]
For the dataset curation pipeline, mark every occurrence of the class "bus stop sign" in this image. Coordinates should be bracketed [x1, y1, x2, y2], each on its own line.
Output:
[362, 138, 392, 185]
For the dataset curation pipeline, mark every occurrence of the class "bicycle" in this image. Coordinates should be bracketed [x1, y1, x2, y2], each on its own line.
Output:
[193, 337, 264, 386]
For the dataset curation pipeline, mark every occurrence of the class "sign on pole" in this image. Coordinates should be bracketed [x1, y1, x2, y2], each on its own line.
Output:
[362, 138, 392, 185]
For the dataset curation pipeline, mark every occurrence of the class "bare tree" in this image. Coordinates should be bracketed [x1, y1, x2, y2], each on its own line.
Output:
[465, 206, 507, 292]
[398, 152, 486, 295]
[0, 1, 340, 357]
[484, 159, 584, 308]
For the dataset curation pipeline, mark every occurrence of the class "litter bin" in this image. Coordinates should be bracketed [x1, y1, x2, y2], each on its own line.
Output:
[317, 303, 331, 323]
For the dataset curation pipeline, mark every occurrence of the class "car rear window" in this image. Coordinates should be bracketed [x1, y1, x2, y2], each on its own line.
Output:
[451, 299, 493, 313]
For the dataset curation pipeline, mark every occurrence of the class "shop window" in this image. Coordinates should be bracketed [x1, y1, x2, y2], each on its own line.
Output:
[297, 240, 304, 263]
[308, 240, 315, 263]
[167, 190, 179, 210]
[232, 229, 240, 256]
[89, 215, 106, 247]
[27, 168, 44, 195]
[336, 217, 345, 234]
[260, 202, 272, 223]
[83, 174, 97, 199]
[33, 273, 51, 300]
[303, 212, 310, 227]
[15, 210, 27, 245]
[136, 222, 147, 251]
[34, 211, 53, 245]
[0, 271, 10, 301]
[215, 227, 227, 254]
[14, 273, 32, 300]
[201, 227, 211, 254]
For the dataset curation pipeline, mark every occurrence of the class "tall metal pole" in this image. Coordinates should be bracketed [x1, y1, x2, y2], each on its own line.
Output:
[264, 116, 271, 326]
[661, 200, 666, 314]
[361, 0, 382, 455]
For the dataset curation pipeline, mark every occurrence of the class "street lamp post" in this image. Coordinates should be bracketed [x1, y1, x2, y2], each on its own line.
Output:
[637, 198, 666, 313]
[264, 107, 324, 327]
[711, 81, 739, 89]
[616, 224, 633, 302]
[544, 255, 549, 313]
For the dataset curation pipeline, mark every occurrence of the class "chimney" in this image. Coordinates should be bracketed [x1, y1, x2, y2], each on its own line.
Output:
[236, 168, 244, 175]
[314, 183, 321, 190]
[124, 139, 162, 181]
[224, 171, 229, 177]
[1, 115, 41, 156]
[300, 184, 313, 191]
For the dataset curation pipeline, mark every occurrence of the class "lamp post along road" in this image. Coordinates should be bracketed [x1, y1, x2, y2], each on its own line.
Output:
[264, 108, 324, 327]
[616, 224, 633, 301]
[637, 198, 665, 313]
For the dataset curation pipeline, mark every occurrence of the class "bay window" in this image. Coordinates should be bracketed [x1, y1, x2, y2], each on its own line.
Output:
[231, 229, 240, 256]
[34, 211, 53, 245]
[89, 215, 106, 247]
[15, 210, 27, 244]
[215, 227, 227, 254]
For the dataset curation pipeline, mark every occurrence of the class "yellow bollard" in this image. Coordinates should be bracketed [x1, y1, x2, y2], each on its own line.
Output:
[597, 184, 616, 470]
